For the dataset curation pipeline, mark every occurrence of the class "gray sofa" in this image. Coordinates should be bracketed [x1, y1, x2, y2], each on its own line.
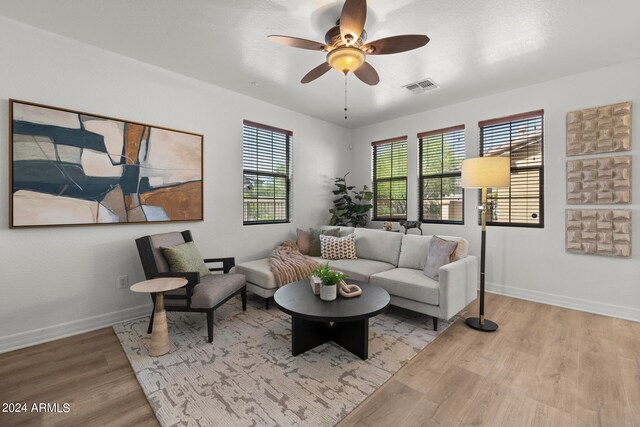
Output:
[235, 227, 478, 329]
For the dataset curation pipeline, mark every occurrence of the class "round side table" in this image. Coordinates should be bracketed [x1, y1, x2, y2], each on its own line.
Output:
[130, 277, 187, 356]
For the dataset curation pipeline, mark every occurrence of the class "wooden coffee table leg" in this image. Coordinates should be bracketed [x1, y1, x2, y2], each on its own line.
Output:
[148, 291, 170, 357]
[331, 319, 369, 360]
[291, 316, 331, 356]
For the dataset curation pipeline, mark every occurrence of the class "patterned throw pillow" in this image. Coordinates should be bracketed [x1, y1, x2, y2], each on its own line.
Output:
[320, 233, 357, 260]
[161, 241, 210, 277]
[308, 228, 340, 257]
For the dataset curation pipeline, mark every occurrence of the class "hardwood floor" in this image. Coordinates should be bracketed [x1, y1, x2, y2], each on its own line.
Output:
[0, 328, 158, 427]
[339, 293, 640, 427]
[0, 293, 638, 426]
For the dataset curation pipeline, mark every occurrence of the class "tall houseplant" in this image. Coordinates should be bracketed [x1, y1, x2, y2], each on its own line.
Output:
[329, 172, 373, 227]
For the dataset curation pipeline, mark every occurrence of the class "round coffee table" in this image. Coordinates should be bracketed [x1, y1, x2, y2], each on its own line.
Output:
[130, 277, 187, 357]
[274, 280, 390, 360]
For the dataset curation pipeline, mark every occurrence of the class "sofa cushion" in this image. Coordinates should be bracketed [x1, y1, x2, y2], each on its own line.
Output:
[310, 257, 394, 282]
[398, 234, 469, 270]
[398, 234, 430, 270]
[191, 273, 246, 309]
[234, 258, 277, 289]
[370, 268, 439, 306]
[354, 228, 403, 266]
[320, 233, 357, 260]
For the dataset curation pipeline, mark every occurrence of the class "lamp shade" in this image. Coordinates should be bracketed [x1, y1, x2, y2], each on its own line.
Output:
[461, 157, 510, 188]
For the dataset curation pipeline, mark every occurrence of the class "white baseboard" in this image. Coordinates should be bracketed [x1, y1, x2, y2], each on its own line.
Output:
[486, 282, 640, 323]
[0, 304, 152, 354]
[3, 284, 638, 353]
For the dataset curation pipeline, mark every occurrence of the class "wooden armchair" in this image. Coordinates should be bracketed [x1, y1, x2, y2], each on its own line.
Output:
[135, 230, 247, 342]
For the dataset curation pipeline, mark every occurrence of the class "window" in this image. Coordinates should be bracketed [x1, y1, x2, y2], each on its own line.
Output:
[479, 110, 544, 227]
[418, 125, 465, 224]
[372, 136, 408, 221]
[242, 120, 292, 225]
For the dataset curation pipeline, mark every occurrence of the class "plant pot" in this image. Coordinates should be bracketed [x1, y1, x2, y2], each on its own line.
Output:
[320, 284, 337, 301]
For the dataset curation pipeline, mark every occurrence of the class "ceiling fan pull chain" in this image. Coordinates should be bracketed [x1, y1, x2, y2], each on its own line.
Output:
[344, 74, 348, 120]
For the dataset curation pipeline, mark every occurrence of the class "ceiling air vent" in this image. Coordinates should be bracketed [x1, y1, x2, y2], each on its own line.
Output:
[403, 78, 439, 94]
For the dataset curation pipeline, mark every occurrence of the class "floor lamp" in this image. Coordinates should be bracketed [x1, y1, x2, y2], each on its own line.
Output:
[461, 157, 510, 332]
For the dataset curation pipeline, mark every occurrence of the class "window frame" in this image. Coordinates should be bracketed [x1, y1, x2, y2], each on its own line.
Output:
[418, 125, 466, 225]
[242, 120, 292, 226]
[371, 135, 408, 222]
[478, 110, 545, 228]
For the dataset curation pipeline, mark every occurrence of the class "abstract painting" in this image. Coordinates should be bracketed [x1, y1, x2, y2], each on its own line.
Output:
[10, 100, 203, 227]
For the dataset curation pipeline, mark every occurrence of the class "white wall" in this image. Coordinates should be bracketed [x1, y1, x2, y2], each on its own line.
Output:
[0, 18, 351, 351]
[350, 59, 640, 321]
[2, 17, 639, 354]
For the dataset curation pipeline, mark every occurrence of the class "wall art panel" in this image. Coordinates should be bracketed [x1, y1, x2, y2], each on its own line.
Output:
[566, 156, 631, 204]
[10, 100, 204, 227]
[566, 101, 632, 156]
[566, 209, 631, 257]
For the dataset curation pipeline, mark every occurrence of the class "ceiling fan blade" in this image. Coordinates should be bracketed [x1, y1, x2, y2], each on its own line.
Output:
[301, 62, 332, 84]
[340, 0, 367, 44]
[354, 61, 379, 86]
[268, 35, 327, 51]
[362, 35, 430, 55]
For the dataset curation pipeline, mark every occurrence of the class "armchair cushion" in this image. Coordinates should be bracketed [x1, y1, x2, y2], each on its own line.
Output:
[161, 241, 210, 278]
[148, 231, 187, 273]
[191, 273, 246, 309]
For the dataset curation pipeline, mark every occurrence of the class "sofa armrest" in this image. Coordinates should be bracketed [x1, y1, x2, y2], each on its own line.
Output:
[438, 255, 478, 321]
[204, 257, 235, 274]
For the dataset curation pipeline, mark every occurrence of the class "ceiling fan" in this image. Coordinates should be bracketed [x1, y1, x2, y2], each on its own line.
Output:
[267, 0, 430, 86]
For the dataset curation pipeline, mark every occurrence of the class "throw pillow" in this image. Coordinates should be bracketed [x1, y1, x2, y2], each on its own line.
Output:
[296, 228, 311, 255]
[424, 236, 458, 280]
[308, 228, 340, 257]
[161, 241, 210, 278]
[452, 239, 468, 261]
[320, 233, 357, 260]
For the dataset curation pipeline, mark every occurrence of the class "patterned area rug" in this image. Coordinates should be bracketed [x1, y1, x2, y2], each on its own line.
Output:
[114, 294, 456, 427]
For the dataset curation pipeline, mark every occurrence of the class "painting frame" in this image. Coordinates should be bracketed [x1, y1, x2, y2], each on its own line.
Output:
[9, 99, 204, 228]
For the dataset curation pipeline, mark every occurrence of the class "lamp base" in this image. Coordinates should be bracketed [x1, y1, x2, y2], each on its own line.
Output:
[465, 317, 498, 332]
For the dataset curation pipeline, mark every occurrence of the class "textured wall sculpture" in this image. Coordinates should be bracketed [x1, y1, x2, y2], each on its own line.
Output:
[566, 101, 632, 156]
[566, 210, 631, 257]
[566, 156, 632, 204]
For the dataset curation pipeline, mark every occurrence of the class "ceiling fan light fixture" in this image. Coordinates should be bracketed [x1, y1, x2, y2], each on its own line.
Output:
[327, 47, 365, 74]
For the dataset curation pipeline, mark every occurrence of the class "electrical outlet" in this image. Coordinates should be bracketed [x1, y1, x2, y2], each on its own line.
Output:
[117, 275, 129, 290]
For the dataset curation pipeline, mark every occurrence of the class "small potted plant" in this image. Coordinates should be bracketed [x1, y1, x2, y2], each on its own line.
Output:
[310, 263, 346, 301]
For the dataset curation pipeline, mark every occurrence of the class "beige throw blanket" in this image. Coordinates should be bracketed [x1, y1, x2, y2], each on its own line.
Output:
[269, 240, 321, 286]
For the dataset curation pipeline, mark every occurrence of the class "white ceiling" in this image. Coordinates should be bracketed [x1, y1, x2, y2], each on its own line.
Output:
[2, 0, 640, 128]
